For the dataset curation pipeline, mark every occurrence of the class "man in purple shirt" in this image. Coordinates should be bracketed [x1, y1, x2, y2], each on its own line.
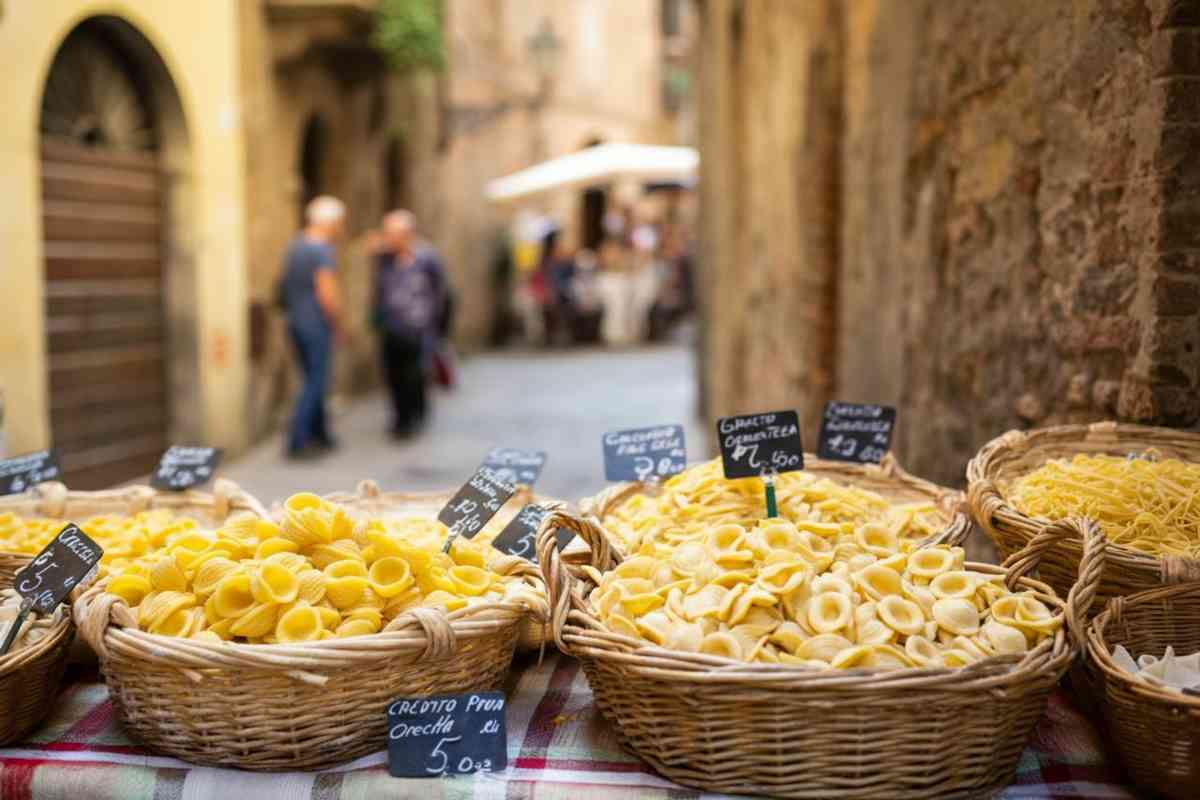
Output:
[373, 210, 446, 438]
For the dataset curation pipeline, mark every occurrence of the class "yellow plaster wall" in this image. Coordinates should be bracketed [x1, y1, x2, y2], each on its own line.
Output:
[0, 0, 248, 456]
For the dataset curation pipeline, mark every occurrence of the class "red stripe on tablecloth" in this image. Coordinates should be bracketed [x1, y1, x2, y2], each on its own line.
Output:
[61, 697, 113, 743]
[517, 656, 580, 756]
[0, 758, 38, 800]
[27, 742, 145, 755]
[512, 756, 648, 773]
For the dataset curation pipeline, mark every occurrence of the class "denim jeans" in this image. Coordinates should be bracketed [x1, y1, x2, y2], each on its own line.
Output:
[287, 322, 332, 453]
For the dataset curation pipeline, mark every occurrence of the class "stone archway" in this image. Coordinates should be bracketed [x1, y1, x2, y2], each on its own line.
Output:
[38, 16, 195, 488]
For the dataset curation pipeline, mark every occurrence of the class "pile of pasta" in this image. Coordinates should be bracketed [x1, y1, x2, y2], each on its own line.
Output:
[101, 493, 535, 644]
[0, 509, 191, 571]
[0, 588, 65, 655]
[1008, 453, 1200, 560]
[586, 460, 1062, 668]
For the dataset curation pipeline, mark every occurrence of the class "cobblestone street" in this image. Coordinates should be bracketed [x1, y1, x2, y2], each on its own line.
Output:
[223, 342, 707, 505]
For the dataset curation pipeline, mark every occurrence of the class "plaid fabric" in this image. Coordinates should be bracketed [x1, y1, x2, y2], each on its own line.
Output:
[0, 653, 1134, 800]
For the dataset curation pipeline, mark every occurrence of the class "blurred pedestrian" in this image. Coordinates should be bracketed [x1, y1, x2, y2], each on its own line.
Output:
[278, 195, 346, 459]
[372, 210, 445, 438]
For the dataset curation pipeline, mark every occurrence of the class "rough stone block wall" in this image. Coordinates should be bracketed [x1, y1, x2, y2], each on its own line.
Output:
[699, 0, 1200, 488]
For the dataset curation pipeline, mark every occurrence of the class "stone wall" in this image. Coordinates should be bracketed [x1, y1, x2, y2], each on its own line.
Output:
[698, 0, 1200, 487]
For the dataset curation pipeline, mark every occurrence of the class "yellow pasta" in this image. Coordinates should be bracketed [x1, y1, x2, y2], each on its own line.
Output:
[1009, 452, 1200, 559]
[588, 459, 1063, 669]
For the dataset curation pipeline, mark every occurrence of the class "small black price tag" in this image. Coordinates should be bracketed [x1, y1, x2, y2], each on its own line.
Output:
[602, 424, 687, 482]
[480, 448, 547, 487]
[716, 410, 804, 479]
[0, 449, 62, 495]
[438, 467, 516, 539]
[818, 402, 896, 464]
[151, 446, 222, 491]
[388, 692, 507, 778]
[13, 524, 103, 613]
[491, 504, 575, 563]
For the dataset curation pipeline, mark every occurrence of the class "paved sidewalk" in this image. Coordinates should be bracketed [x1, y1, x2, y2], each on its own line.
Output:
[223, 343, 708, 506]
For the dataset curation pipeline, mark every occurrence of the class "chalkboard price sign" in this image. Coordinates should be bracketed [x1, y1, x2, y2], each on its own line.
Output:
[151, 446, 223, 491]
[480, 448, 547, 487]
[13, 524, 103, 614]
[387, 692, 507, 778]
[0, 449, 61, 496]
[438, 467, 516, 540]
[602, 424, 687, 482]
[491, 504, 575, 562]
[716, 410, 804, 479]
[818, 402, 896, 465]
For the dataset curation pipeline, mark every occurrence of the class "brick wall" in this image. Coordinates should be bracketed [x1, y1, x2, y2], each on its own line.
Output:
[698, 0, 1200, 487]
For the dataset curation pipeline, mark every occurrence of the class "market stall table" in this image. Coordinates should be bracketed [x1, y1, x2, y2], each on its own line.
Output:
[0, 652, 1134, 799]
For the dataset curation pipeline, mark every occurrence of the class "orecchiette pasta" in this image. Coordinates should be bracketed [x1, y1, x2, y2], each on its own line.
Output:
[0, 588, 65, 654]
[588, 459, 1063, 669]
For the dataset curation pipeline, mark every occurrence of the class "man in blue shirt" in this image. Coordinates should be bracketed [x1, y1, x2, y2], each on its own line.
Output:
[279, 195, 346, 458]
[373, 210, 446, 438]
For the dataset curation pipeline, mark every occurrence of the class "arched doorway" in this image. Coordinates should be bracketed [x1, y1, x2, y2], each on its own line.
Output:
[298, 114, 328, 223]
[39, 17, 187, 488]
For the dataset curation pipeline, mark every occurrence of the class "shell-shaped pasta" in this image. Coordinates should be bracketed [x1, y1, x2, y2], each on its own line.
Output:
[207, 617, 235, 640]
[264, 551, 309, 573]
[1015, 595, 1055, 626]
[698, 631, 742, 660]
[854, 600, 877, 630]
[830, 644, 875, 669]
[855, 523, 898, 557]
[757, 561, 809, 595]
[669, 541, 709, 577]
[316, 605, 341, 630]
[604, 612, 640, 638]
[932, 598, 980, 636]
[335, 617, 376, 638]
[108, 574, 152, 607]
[251, 563, 300, 605]
[229, 603, 279, 638]
[902, 579, 936, 617]
[276, 604, 324, 643]
[683, 584, 728, 620]
[191, 630, 223, 644]
[795, 532, 835, 571]
[853, 564, 903, 600]
[906, 548, 955, 580]
[769, 620, 808, 654]
[623, 592, 665, 617]
[149, 556, 188, 592]
[326, 576, 369, 609]
[449, 565, 491, 596]
[613, 556, 659, 581]
[905, 635, 939, 666]
[665, 620, 705, 652]
[345, 608, 383, 632]
[193, 557, 241, 596]
[151, 607, 195, 637]
[324, 559, 368, 579]
[424, 590, 467, 612]
[255, 537, 300, 560]
[980, 620, 1029, 656]
[811, 574, 853, 597]
[846, 553, 876, 573]
[727, 587, 777, 626]
[296, 569, 327, 604]
[877, 595, 925, 636]
[711, 570, 754, 588]
[212, 574, 255, 618]
[930, 571, 978, 601]
[941, 648, 978, 668]
[782, 582, 813, 622]
[368, 557, 414, 598]
[988, 595, 1021, 627]
[876, 553, 907, 573]
[728, 626, 769, 660]
[652, 562, 677, 589]
[808, 591, 853, 634]
[635, 610, 672, 645]
[138, 591, 196, 630]
[717, 583, 747, 621]
[760, 520, 801, 552]
[856, 618, 895, 645]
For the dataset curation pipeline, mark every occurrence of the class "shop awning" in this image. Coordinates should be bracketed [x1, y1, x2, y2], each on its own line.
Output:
[485, 143, 699, 203]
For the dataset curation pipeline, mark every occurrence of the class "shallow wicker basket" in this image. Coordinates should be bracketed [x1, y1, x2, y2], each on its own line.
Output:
[0, 479, 271, 581]
[968, 421, 1200, 612]
[75, 541, 545, 770]
[0, 567, 76, 746]
[535, 457, 1106, 799]
[1084, 582, 1200, 799]
[320, 479, 569, 651]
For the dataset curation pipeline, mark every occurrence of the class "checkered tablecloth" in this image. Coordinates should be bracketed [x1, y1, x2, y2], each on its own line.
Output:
[0, 652, 1135, 800]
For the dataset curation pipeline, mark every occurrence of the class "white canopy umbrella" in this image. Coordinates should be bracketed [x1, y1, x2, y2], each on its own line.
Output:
[485, 142, 698, 203]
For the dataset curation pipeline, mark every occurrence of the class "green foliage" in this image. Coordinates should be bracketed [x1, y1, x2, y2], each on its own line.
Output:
[372, 0, 446, 73]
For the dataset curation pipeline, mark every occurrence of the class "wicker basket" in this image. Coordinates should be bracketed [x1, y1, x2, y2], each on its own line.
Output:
[320, 479, 569, 650]
[74, 534, 546, 770]
[968, 421, 1200, 613]
[1084, 582, 1200, 799]
[535, 459, 1106, 799]
[0, 570, 76, 746]
[0, 479, 271, 581]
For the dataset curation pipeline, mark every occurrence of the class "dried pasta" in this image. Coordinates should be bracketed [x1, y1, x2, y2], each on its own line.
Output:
[0, 588, 64, 654]
[0, 509, 196, 575]
[589, 459, 1062, 669]
[1008, 453, 1200, 559]
[100, 493, 537, 644]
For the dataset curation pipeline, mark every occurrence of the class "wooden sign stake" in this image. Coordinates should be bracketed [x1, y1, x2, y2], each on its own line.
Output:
[0, 597, 33, 657]
[763, 472, 778, 518]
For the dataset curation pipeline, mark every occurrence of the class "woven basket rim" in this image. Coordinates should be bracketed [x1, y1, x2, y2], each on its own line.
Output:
[536, 459, 1107, 689]
[1086, 580, 1200, 709]
[0, 571, 74, 678]
[966, 421, 1200, 580]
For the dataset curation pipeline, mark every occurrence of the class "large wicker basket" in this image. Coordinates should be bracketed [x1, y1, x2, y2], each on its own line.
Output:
[0, 567, 75, 746]
[536, 459, 1106, 799]
[320, 479, 568, 650]
[74, 543, 546, 770]
[968, 421, 1200, 612]
[1084, 582, 1200, 799]
[0, 479, 271, 582]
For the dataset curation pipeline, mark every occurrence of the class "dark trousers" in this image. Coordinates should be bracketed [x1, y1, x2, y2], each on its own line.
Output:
[381, 330, 426, 432]
[288, 322, 332, 452]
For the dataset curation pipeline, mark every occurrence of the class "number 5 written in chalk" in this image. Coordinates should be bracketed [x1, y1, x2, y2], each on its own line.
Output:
[427, 735, 463, 774]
